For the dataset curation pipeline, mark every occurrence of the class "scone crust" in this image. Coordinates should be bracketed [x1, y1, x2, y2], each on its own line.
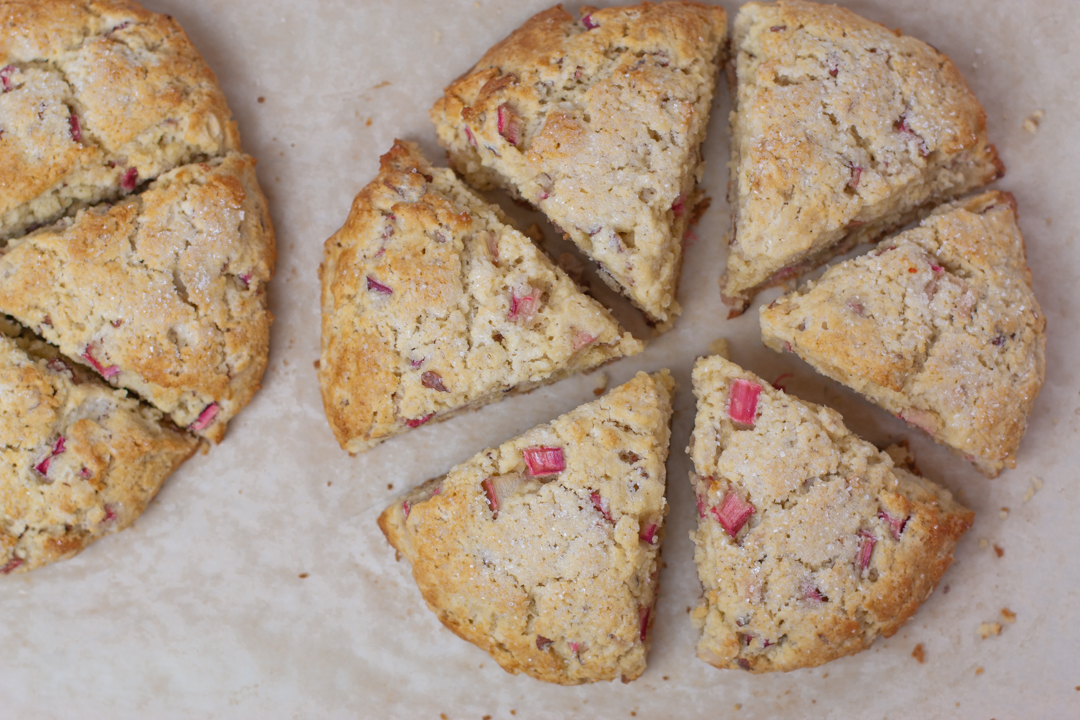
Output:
[688, 356, 973, 672]
[760, 191, 1044, 477]
[431, 2, 728, 327]
[379, 371, 675, 684]
[1, 333, 198, 574]
[0, 153, 276, 442]
[722, 0, 1002, 311]
[319, 140, 642, 454]
[0, 0, 241, 238]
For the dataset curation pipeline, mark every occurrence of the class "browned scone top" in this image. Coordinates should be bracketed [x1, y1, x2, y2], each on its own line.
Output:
[723, 0, 1002, 313]
[0, 330, 198, 574]
[761, 191, 1044, 477]
[0, 0, 240, 239]
[0, 153, 275, 442]
[431, 2, 728, 328]
[689, 355, 973, 672]
[379, 371, 674, 684]
[320, 141, 641, 454]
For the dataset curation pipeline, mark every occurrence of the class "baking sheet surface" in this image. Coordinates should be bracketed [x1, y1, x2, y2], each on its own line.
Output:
[2, 1, 1078, 717]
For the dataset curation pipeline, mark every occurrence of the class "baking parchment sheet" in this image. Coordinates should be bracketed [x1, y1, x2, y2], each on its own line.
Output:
[2, 1, 1077, 718]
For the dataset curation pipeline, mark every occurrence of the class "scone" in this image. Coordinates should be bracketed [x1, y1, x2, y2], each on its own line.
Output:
[319, 141, 642, 454]
[722, 0, 1003, 313]
[0, 153, 275, 442]
[0, 0, 240, 239]
[760, 191, 1044, 477]
[431, 2, 728, 328]
[1, 326, 198, 574]
[379, 370, 674, 684]
[688, 355, 973, 672]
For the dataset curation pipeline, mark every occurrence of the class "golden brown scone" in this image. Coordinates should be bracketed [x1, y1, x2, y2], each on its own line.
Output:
[320, 141, 642, 454]
[760, 191, 1044, 477]
[0, 330, 197, 574]
[688, 355, 973, 672]
[379, 371, 674, 684]
[0, 153, 275, 442]
[0, 0, 240, 239]
[722, 0, 1003, 313]
[431, 2, 728, 328]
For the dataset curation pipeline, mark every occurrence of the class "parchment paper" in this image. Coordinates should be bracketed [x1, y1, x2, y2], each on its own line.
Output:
[2, 1, 1077, 718]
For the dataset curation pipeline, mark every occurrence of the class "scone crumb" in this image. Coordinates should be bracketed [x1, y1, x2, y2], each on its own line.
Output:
[1022, 109, 1044, 134]
[979, 538, 990, 549]
[1000, 507, 1010, 519]
[707, 338, 730, 358]
[1001, 608, 1017, 624]
[976, 666, 985, 675]
[912, 644, 926, 664]
[978, 622, 1003, 639]
[298, 573, 309, 579]
[993, 544, 1004, 558]
[734, 704, 742, 711]
[594, 373, 610, 396]
[314, 360, 321, 370]
[1023, 477, 1044, 502]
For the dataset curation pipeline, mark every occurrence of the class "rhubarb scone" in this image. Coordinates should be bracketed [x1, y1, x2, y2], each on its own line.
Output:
[0, 329, 198, 575]
[722, 0, 1003, 313]
[0, 0, 240, 239]
[319, 141, 642, 454]
[379, 371, 674, 684]
[688, 355, 973, 672]
[0, 153, 276, 442]
[760, 192, 1044, 477]
[431, 2, 728, 328]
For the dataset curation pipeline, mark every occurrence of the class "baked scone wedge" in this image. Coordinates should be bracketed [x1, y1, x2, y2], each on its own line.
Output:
[319, 141, 642, 454]
[722, 0, 1003, 313]
[760, 191, 1044, 477]
[1, 325, 198, 574]
[688, 355, 973, 672]
[0, 0, 240, 239]
[0, 153, 276, 443]
[431, 2, 728, 328]
[379, 370, 674, 684]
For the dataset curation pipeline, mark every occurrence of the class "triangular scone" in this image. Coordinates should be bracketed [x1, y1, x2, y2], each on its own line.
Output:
[688, 356, 972, 672]
[379, 371, 674, 684]
[0, 153, 275, 442]
[760, 192, 1044, 477]
[431, 3, 728, 328]
[319, 141, 643, 454]
[1, 327, 198, 574]
[722, 0, 1003, 313]
[0, 0, 239, 239]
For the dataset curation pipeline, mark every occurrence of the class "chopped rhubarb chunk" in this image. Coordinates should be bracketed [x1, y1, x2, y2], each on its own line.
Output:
[931, 264, 944, 274]
[582, 13, 598, 29]
[639, 523, 657, 545]
[1, 557, 23, 574]
[80, 467, 91, 478]
[189, 403, 219, 432]
[405, 413, 433, 428]
[121, 167, 139, 191]
[695, 490, 708, 519]
[639, 606, 650, 642]
[82, 344, 119, 379]
[771, 373, 793, 392]
[402, 500, 411, 519]
[712, 492, 755, 538]
[34, 436, 66, 476]
[804, 585, 825, 602]
[523, 446, 565, 476]
[0, 65, 13, 92]
[409, 358, 423, 369]
[482, 478, 500, 518]
[590, 492, 614, 523]
[239, 272, 252, 288]
[877, 510, 908, 539]
[508, 287, 539, 322]
[898, 407, 938, 434]
[728, 378, 762, 426]
[855, 530, 877, 572]
[536, 636, 553, 651]
[421, 371, 449, 392]
[366, 276, 393, 294]
[571, 329, 596, 352]
[464, 125, 477, 147]
[671, 193, 686, 217]
[69, 114, 82, 142]
[496, 103, 523, 146]
[103, 504, 117, 523]
[848, 163, 862, 188]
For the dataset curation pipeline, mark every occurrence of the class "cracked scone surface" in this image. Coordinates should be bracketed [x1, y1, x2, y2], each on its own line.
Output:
[379, 371, 674, 684]
[0, 331, 197, 574]
[0, 153, 276, 442]
[0, 0, 240, 239]
[688, 356, 972, 672]
[431, 2, 728, 327]
[319, 141, 642, 454]
[723, 0, 1002, 311]
[760, 191, 1044, 477]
